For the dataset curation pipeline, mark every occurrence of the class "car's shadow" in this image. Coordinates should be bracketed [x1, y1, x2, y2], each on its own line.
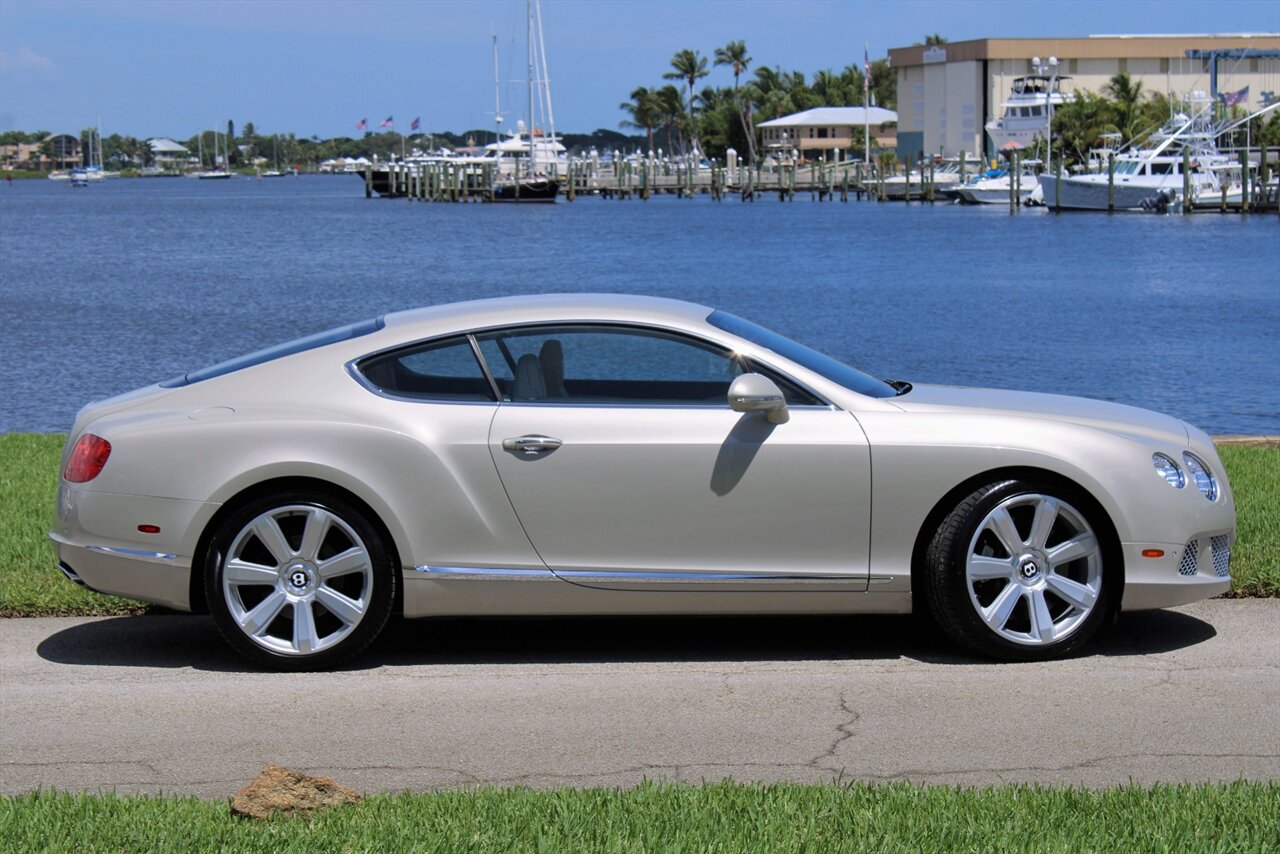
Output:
[35, 608, 1217, 672]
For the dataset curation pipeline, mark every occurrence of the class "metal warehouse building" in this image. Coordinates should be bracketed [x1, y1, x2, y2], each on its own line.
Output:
[888, 34, 1280, 162]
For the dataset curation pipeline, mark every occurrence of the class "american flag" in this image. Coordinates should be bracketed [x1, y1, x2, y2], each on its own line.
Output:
[356, 118, 367, 130]
[410, 116, 421, 131]
[1221, 86, 1249, 107]
[379, 116, 394, 128]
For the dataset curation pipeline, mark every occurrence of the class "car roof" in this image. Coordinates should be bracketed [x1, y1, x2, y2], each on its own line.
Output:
[382, 293, 715, 335]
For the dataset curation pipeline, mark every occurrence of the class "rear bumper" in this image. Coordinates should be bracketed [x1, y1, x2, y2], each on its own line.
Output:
[50, 483, 212, 612]
[51, 534, 194, 611]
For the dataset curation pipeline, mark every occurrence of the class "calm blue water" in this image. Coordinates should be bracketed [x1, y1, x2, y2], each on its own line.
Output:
[1, 175, 1277, 434]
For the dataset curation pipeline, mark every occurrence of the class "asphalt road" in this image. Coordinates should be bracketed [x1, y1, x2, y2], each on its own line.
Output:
[2, 600, 1277, 798]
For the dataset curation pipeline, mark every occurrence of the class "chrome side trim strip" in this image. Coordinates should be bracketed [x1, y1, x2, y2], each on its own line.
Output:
[86, 545, 178, 561]
[416, 565, 554, 578]
[416, 565, 864, 584]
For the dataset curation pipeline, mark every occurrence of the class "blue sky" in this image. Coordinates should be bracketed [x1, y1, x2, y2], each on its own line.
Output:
[2, 0, 1277, 139]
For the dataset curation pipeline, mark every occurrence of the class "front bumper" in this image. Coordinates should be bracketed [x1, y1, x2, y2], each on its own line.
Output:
[1119, 539, 1232, 610]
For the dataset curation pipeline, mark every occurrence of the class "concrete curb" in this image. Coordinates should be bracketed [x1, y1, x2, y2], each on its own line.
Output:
[1213, 435, 1280, 446]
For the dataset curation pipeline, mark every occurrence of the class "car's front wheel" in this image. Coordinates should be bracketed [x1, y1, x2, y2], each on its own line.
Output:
[205, 491, 396, 670]
[925, 480, 1114, 661]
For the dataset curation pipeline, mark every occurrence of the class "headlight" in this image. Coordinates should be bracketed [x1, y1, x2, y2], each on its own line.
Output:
[1152, 453, 1184, 488]
[1183, 453, 1218, 501]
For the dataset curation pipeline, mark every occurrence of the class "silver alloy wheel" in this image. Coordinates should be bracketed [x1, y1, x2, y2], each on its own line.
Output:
[221, 504, 374, 657]
[965, 493, 1102, 646]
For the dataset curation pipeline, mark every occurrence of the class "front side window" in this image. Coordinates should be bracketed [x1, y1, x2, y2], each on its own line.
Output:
[357, 336, 494, 401]
[474, 325, 817, 406]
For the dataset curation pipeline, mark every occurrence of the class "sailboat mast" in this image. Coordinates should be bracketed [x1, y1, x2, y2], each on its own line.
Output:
[534, 0, 555, 141]
[493, 33, 502, 144]
[527, 0, 535, 177]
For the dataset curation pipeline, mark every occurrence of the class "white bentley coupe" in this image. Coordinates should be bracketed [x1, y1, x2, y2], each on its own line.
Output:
[52, 295, 1234, 668]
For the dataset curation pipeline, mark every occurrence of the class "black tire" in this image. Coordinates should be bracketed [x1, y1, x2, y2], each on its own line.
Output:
[204, 489, 396, 670]
[925, 479, 1115, 661]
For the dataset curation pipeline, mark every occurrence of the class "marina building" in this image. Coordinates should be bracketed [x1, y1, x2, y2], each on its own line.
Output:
[1, 133, 80, 171]
[758, 106, 898, 162]
[888, 34, 1280, 162]
[146, 138, 190, 170]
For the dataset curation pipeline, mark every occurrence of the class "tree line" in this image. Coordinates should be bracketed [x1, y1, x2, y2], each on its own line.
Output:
[2, 124, 650, 171]
[619, 40, 895, 162]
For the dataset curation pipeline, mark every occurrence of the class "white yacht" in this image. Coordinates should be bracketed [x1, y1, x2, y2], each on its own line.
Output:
[953, 160, 1042, 205]
[985, 75, 1072, 152]
[881, 158, 969, 200]
[1038, 97, 1237, 212]
[484, 123, 567, 179]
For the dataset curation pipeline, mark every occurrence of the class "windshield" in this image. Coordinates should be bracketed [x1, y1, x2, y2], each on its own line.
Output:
[707, 310, 897, 399]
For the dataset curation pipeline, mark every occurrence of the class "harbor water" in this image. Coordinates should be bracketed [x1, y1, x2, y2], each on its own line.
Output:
[1, 175, 1277, 435]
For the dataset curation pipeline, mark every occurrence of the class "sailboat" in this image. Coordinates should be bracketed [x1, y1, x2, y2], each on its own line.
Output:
[49, 119, 118, 181]
[491, 0, 561, 203]
[262, 135, 288, 177]
[194, 125, 233, 179]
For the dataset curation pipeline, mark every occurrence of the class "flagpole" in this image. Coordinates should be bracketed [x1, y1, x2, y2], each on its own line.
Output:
[864, 43, 870, 166]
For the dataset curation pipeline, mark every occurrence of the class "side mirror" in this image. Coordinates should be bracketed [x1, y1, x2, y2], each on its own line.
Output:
[728, 373, 789, 424]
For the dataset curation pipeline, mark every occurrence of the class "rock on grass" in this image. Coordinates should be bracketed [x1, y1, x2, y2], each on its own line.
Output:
[231, 764, 362, 819]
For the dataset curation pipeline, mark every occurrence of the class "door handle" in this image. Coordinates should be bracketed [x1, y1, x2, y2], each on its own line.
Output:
[501, 435, 563, 455]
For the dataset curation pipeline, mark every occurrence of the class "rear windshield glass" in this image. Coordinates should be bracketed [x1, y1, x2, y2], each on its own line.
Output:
[707, 310, 896, 399]
[160, 317, 385, 388]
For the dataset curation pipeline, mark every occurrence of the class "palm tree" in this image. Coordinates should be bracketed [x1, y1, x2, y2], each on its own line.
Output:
[714, 40, 751, 90]
[664, 49, 709, 152]
[812, 69, 839, 105]
[1104, 71, 1145, 144]
[619, 86, 662, 153]
[657, 84, 687, 155]
[924, 34, 948, 46]
[714, 40, 754, 162]
[1053, 91, 1114, 166]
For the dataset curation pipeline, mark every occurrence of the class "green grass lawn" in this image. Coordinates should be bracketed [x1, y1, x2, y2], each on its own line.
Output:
[1, 434, 1276, 616]
[1218, 444, 1280, 597]
[2, 781, 1276, 852]
[0, 434, 142, 616]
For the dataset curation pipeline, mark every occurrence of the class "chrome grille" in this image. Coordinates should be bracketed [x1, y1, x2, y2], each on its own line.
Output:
[1178, 540, 1200, 576]
[1211, 535, 1231, 577]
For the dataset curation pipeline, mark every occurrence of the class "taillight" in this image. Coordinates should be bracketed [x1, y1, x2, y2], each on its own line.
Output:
[64, 434, 112, 483]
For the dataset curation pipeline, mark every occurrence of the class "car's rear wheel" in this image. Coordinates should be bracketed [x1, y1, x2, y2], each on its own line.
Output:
[205, 491, 396, 670]
[926, 480, 1112, 661]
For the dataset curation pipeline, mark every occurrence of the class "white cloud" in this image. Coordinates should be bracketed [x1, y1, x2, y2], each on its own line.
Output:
[0, 47, 57, 73]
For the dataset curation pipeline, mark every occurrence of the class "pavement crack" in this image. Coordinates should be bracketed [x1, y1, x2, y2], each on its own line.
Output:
[808, 690, 859, 770]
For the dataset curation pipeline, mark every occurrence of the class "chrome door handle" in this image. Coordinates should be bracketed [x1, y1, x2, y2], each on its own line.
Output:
[501, 435, 563, 455]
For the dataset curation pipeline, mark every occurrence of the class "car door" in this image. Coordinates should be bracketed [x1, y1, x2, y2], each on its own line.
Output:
[481, 323, 871, 591]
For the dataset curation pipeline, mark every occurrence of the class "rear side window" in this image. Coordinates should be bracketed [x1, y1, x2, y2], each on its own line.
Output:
[357, 336, 495, 402]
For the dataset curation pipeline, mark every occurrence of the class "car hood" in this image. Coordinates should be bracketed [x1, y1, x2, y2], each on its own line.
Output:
[890, 383, 1189, 447]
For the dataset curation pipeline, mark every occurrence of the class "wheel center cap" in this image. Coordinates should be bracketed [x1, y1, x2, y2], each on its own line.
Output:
[1019, 559, 1041, 580]
[285, 562, 315, 592]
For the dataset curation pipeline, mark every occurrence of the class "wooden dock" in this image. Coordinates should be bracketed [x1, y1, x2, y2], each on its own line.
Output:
[363, 159, 908, 204]
[362, 152, 1280, 213]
